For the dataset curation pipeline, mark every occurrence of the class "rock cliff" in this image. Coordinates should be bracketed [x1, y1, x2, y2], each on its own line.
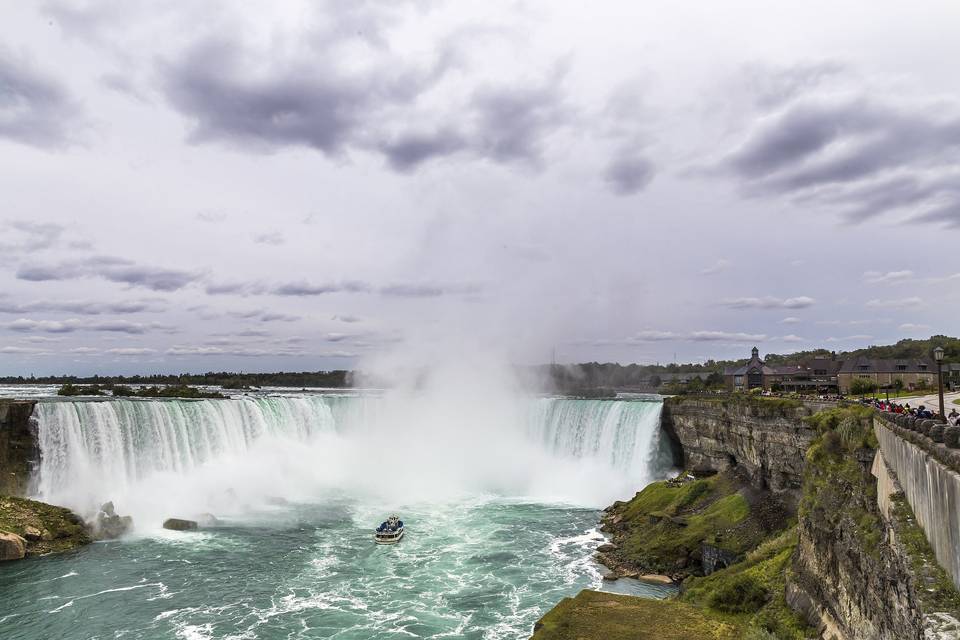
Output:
[0, 399, 39, 497]
[786, 407, 960, 640]
[661, 397, 818, 504]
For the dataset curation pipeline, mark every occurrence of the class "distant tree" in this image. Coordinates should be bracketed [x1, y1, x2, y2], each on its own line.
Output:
[705, 372, 725, 389]
[892, 378, 905, 397]
[849, 378, 877, 398]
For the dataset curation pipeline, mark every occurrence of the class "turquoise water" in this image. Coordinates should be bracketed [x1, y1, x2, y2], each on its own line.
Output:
[0, 497, 674, 639]
[1, 395, 675, 639]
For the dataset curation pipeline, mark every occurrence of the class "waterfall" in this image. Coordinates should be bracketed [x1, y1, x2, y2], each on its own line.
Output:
[528, 398, 670, 482]
[33, 395, 670, 519]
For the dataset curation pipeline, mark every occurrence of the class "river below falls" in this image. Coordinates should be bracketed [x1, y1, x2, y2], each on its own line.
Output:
[0, 495, 676, 640]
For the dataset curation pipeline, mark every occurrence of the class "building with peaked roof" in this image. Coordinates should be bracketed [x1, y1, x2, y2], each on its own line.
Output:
[723, 347, 938, 394]
[837, 356, 935, 394]
[768, 358, 842, 393]
[724, 347, 775, 391]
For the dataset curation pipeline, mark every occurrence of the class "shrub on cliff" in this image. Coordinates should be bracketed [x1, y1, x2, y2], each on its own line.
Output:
[707, 573, 769, 613]
[803, 405, 877, 451]
[800, 405, 881, 555]
[683, 528, 811, 639]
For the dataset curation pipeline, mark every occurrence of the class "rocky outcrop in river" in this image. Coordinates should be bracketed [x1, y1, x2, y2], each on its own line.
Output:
[0, 495, 90, 559]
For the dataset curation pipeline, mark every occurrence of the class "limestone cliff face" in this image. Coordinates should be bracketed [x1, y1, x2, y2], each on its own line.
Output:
[787, 449, 929, 640]
[658, 398, 960, 640]
[0, 400, 39, 496]
[660, 397, 818, 502]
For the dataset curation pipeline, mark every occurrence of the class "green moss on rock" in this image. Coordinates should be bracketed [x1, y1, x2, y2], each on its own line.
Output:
[799, 406, 883, 556]
[531, 590, 744, 640]
[665, 394, 806, 418]
[602, 472, 776, 576]
[683, 528, 812, 639]
[0, 495, 91, 556]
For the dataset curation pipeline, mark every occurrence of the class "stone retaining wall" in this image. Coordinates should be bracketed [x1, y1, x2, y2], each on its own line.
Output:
[875, 414, 960, 591]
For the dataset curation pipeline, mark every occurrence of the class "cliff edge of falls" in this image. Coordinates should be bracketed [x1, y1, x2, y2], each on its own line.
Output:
[0, 400, 90, 561]
[532, 397, 960, 640]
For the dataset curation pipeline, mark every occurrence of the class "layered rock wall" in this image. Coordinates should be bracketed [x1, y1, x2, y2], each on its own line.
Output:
[659, 398, 960, 639]
[0, 400, 39, 496]
[788, 449, 931, 640]
[660, 397, 818, 502]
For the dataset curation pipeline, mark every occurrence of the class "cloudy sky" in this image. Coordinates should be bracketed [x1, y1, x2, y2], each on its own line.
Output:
[1, 0, 959, 376]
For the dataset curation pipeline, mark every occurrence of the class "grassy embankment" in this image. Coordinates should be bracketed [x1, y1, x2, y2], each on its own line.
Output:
[533, 590, 744, 640]
[535, 467, 809, 639]
[532, 398, 852, 640]
[0, 495, 90, 555]
[605, 472, 771, 575]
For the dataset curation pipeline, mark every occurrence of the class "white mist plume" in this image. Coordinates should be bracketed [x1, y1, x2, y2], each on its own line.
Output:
[33, 341, 671, 531]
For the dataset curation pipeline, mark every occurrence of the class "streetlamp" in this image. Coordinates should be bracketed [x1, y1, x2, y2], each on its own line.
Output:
[934, 346, 945, 422]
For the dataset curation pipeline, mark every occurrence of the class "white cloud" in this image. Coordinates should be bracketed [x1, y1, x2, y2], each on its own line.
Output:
[105, 347, 158, 355]
[0, 346, 48, 354]
[863, 270, 913, 284]
[780, 317, 801, 324]
[701, 259, 731, 275]
[721, 296, 815, 310]
[865, 297, 923, 309]
[629, 330, 766, 344]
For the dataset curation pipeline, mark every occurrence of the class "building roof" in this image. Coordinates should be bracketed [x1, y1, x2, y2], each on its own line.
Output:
[724, 350, 775, 376]
[838, 356, 936, 374]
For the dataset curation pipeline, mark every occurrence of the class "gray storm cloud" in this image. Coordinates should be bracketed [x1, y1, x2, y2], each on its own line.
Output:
[0, 48, 84, 148]
[0, 1, 958, 374]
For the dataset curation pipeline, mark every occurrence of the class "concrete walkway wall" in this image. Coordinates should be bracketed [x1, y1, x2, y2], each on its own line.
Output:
[875, 419, 960, 590]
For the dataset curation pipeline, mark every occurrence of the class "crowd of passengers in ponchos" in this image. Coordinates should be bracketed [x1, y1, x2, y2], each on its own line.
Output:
[865, 398, 960, 426]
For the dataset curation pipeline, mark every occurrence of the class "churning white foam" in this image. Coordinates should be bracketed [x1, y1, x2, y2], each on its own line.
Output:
[32, 373, 670, 528]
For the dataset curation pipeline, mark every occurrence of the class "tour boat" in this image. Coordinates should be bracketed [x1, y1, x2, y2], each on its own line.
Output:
[374, 515, 404, 544]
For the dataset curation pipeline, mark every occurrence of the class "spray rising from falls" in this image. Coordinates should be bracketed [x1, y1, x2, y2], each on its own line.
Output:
[33, 395, 672, 525]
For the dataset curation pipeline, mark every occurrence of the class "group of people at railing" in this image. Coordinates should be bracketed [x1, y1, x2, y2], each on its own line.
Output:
[863, 397, 960, 426]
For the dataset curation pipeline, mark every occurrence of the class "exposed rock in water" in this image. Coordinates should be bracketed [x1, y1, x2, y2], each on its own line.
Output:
[0, 531, 26, 561]
[92, 501, 133, 540]
[596, 543, 617, 553]
[194, 513, 221, 527]
[0, 495, 90, 557]
[163, 518, 198, 531]
[22, 525, 44, 541]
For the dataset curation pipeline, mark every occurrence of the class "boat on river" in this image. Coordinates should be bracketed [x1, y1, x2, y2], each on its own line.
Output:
[374, 515, 404, 544]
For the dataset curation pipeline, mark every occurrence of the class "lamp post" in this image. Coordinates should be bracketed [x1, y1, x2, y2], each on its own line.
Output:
[934, 346, 945, 422]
